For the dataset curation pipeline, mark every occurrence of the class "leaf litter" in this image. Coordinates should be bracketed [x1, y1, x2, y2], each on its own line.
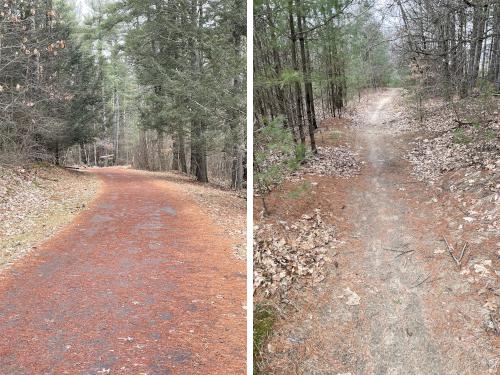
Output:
[289, 146, 362, 180]
[387, 93, 500, 337]
[0, 165, 100, 269]
[254, 209, 337, 298]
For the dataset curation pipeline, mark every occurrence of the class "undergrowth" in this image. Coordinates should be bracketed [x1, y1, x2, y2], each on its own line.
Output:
[254, 303, 277, 374]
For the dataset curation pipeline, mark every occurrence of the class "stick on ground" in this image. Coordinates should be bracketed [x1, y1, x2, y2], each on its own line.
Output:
[443, 235, 468, 266]
[411, 273, 431, 288]
[395, 249, 415, 258]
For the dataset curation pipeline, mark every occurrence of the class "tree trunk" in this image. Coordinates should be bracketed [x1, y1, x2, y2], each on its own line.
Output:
[178, 128, 187, 173]
[191, 120, 208, 182]
[305, 36, 317, 127]
[468, 4, 486, 90]
[449, 10, 458, 93]
[230, 0, 245, 189]
[113, 90, 120, 165]
[55, 142, 60, 166]
[459, 7, 468, 97]
[187, 0, 208, 182]
[296, 0, 317, 153]
[266, 0, 296, 143]
[288, 0, 306, 144]
[157, 129, 165, 171]
[472, 4, 488, 86]
[190, 122, 198, 176]
[441, 22, 451, 99]
[138, 129, 149, 170]
[487, 2, 500, 88]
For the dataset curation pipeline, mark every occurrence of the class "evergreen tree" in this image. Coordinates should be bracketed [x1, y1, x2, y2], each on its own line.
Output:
[253, 0, 394, 157]
[0, 0, 103, 164]
[95, 0, 247, 185]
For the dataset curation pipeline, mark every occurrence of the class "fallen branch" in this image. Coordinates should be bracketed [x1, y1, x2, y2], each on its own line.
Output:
[459, 242, 467, 262]
[384, 247, 402, 252]
[443, 236, 459, 265]
[453, 118, 493, 128]
[35, 175, 59, 182]
[443, 235, 468, 266]
[489, 313, 499, 334]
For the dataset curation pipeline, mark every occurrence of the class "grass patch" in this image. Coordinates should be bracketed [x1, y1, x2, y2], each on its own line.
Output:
[482, 129, 496, 141]
[32, 161, 52, 169]
[254, 303, 277, 374]
[453, 128, 472, 145]
[284, 181, 312, 200]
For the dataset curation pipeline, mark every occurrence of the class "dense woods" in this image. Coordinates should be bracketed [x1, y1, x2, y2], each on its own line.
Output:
[0, 0, 101, 165]
[395, 0, 499, 98]
[254, 0, 499, 199]
[0, 0, 246, 187]
[253, 0, 394, 200]
[101, 0, 247, 186]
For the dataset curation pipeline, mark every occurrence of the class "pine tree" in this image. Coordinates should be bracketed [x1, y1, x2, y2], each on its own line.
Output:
[0, 0, 103, 164]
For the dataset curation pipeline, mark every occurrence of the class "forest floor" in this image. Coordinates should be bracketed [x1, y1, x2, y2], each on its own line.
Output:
[255, 89, 499, 374]
[0, 165, 100, 270]
[0, 167, 246, 374]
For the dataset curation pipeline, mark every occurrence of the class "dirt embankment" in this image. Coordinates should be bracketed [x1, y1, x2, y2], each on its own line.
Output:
[0, 164, 100, 269]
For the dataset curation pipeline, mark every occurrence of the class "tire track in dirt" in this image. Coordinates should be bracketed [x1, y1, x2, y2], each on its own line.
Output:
[0, 168, 245, 374]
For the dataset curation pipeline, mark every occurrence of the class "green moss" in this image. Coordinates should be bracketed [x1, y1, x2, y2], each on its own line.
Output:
[254, 303, 277, 374]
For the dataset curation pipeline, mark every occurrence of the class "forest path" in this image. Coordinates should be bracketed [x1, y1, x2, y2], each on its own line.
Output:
[0, 168, 245, 374]
[344, 91, 446, 373]
[276, 89, 498, 374]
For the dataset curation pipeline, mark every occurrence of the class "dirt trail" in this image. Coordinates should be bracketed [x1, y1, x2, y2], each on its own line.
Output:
[351, 91, 445, 373]
[0, 168, 245, 374]
[266, 89, 498, 374]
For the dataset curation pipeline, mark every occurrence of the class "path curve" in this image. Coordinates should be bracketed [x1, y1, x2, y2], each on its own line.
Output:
[0, 168, 245, 374]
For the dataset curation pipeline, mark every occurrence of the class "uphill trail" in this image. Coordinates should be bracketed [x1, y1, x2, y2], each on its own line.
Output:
[265, 89, 498, 374]
[0, 168, 246, 374]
